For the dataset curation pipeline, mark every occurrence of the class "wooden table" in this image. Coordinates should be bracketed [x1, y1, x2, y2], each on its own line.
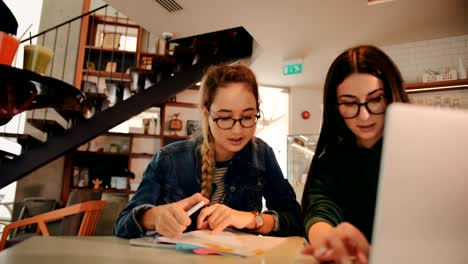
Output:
[0, 236, 318, 264]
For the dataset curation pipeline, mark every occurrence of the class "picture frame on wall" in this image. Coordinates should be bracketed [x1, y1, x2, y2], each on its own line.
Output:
[78, 168, 89, 187]
[186, 120, 201, 136]
[101, 32, 121, 49]
[72, 166, 81, 187]
[105, 61, 117, 72]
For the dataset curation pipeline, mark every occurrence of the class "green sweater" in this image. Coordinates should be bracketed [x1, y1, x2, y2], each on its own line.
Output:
[303, 139, 382, 242]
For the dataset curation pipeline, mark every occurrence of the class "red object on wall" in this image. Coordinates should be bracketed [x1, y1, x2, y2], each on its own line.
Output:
[301, 111, 310, 120]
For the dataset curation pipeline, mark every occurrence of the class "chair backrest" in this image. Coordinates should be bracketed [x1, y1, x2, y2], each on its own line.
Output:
[58, 190, 102, 236]
[72, 200, 106, 236]
[94, 193, 128, 236]
[10, 198, 57, 238]
[0, 200, 106, 250]
[20, 198, 58, 217]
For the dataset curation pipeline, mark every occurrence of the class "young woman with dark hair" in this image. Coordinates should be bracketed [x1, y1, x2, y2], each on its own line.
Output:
[302, 45, 410, 264]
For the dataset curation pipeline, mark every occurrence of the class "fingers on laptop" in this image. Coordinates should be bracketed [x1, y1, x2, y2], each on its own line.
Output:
[305, 223, 369, 264]
[327, 230, 355, 264]
[337, 222, 370, 257]
[304, 232, 348, 263]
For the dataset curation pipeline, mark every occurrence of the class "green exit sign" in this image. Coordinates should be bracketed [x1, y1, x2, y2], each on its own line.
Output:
[283, 63, 303, 75]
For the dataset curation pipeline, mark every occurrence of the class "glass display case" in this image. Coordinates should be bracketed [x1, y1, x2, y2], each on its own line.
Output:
[287, 134, 319, 202]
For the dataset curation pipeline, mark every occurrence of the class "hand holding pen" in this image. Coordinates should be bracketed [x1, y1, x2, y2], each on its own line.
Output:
[140, 193, 209, 239]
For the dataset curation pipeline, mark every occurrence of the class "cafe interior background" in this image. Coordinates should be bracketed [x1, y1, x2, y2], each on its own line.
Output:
[0, 0, 467, 230]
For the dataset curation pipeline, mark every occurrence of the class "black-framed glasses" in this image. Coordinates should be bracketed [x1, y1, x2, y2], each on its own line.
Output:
[337, 95, 387, 119]
[208, 112, 260, 130]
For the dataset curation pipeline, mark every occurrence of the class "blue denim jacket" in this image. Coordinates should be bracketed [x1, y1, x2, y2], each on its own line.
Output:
[114, 136, 303, 238]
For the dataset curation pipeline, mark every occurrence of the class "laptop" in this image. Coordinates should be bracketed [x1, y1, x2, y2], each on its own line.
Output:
[370, 103, 468, 264]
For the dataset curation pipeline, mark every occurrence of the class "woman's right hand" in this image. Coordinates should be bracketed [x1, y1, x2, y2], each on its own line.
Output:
[140, 193, 209, 238]
[303, 221, 370, 264]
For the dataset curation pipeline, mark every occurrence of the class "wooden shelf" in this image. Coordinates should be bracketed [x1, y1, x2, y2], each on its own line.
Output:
[91, 14, 139, 27]
[163, 102, 198, 108]
[130, 153, 153, 158]
[83, 70, 130, 79]
[164, 135, 189, 140]
[85, 45, 137, 54]
[140, 52, 157, 57]
[130, 133, 162, 138]
[76, 150, 130, 156]
[73, 187, 135, 194]
[66, 3, 202, 203]
[105, 132, 132, 137]
[133, 68, 153, 74]
[405, 79, 468, 93]
[104, 132, 162, 138]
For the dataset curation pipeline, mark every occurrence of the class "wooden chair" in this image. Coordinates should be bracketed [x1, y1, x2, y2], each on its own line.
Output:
[0, 200, 105, 250]
[9, 197, 58, 238]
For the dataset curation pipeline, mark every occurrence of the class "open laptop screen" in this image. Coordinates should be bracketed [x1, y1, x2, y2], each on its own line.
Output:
[370, 103, 468, 264]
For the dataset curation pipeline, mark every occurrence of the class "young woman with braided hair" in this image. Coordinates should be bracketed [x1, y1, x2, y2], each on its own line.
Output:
[115, 64, 302, 239]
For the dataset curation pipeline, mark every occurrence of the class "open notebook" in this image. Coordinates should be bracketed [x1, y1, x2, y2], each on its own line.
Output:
[130, 229, 287, 257]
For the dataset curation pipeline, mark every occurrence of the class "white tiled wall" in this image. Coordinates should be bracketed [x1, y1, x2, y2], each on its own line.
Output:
[381, 35, 468, 83]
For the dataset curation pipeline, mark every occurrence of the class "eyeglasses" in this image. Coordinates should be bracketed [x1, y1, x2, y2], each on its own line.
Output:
[337, 95, 387, 119]
[208, 111, 260, 130]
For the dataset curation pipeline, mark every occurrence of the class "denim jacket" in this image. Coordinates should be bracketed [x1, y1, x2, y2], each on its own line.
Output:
[114, 135, 303, 238]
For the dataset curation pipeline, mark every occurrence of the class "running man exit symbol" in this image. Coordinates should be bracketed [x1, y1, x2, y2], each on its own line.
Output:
[283, 63, 302, 75]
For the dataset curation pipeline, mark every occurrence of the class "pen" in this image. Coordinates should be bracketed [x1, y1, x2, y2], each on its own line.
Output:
[186, 201, 205, 216]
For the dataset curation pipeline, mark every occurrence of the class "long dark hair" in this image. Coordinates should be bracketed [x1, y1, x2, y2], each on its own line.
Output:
[301, 45, 410, 213]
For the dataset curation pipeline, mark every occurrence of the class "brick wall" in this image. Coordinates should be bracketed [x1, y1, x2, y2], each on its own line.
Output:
[381, 35, 468, 83]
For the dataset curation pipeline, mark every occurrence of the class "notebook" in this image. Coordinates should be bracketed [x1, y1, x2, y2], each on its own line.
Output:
[370, 103, 468, 263]
[130, 229, 287, 257]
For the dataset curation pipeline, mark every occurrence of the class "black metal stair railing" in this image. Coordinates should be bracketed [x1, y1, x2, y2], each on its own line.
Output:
[0, 4, 111, 149]
[0, 56, 227, 188]
[0, 3, 253, 189]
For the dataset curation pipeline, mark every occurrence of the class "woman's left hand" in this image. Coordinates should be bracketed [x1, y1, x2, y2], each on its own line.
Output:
[196, 203, 254, 234]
